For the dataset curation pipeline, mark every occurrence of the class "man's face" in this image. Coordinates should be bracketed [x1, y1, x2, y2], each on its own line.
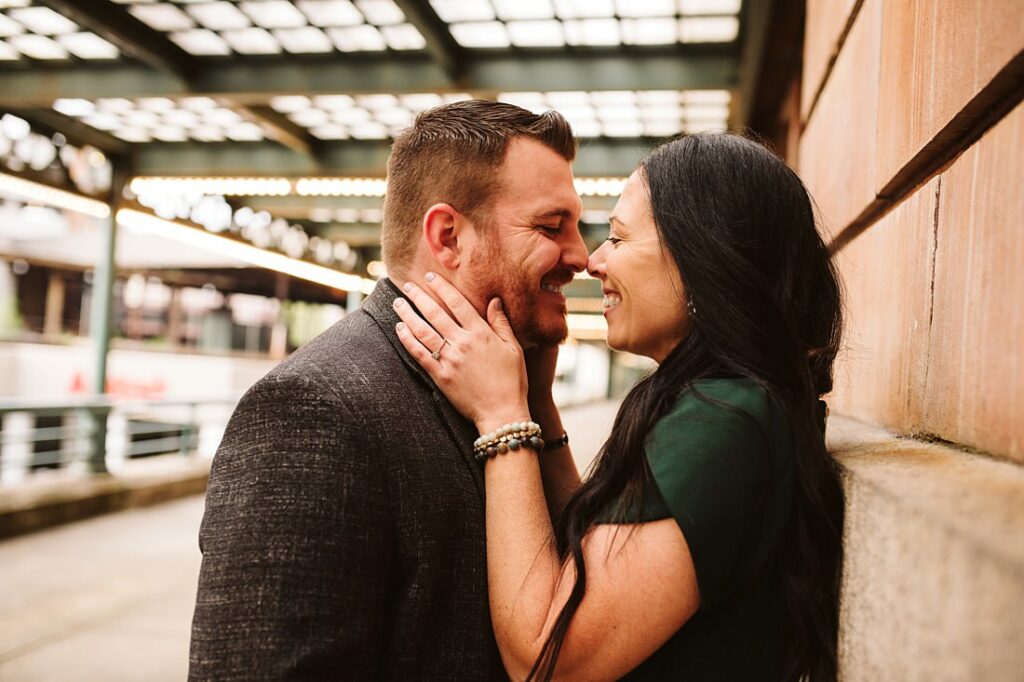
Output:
[460, 137, 587, 347]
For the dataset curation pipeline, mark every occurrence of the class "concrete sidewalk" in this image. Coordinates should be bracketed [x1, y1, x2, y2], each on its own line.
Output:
[0, 400, 618, 681]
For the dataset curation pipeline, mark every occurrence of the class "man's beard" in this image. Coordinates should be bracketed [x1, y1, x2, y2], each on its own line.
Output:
[465, 240, 568, 347]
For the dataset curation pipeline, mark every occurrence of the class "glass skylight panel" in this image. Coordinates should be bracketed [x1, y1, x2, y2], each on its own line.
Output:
[226, 122, 264, 141]
[7, 34, 67, 59]
[428, 0, 494, 23]
[0, 0, 29, 8]
[376, 107, 412, 127]
[311, 124, 349, 140]
[116, 128, 152, 143]
[591, 90, 636, 107]
[274, 26, 333, 52]
[54, 98, 95, 116]
[400, 93, 444, 111]
[0, 40, 20, 60]
[331, 107, 370, 124]
[181, 96, 219, 111]
[563, 18, 619, 45]
[621, 17, 676, 44]
[350, 122, 387, 139]
[128, 4, 195, 32]
[679, 0, 741, 15]
[0, 13, 24, 37]
[240, 1, 307, 28]
[552, 0, 612, 18]
[380, 23, 425, 50]
[570, 120, 601, 137]
[679, 16, 738, 42]
[58, 32, 120, 59]
[124, 109, 161, 127]
[546, 91, 589, 107]
[614, 0, 674, 17]
[288, 108, 330, 127]
[203, 107, 241, 125]
[82, 113, 120, 131]
[449, 21, 509, 47]
[314, 94, 354, 109]
[328, 24, 385, 50]
[497, 91, 546, 111]
[139, 97, 176, 112]
[191, 126, 226, 142]
[272, 95, 313, 112]
[170, 29, 231, 55]
[356, 0, 405, 25]
[602, 121, 643, 137]
[298, 0, 363, 26]
[356, 93, 398, 109]
[164, 109, 200, 127]
[8, 6, 78, 34]
[684, 89, 730, 105]
[637, 90, 681, 106]
[493, 0, 553, 20]
[186, 2, 251, 31]
[152, 126, 189, 142]
[507, 20, 564, 47]
[222, 27, 281, 53]
[685, 103, 729, 120]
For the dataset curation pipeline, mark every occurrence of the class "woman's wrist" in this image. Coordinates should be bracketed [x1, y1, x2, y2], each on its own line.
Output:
[475, 409, 532, 437]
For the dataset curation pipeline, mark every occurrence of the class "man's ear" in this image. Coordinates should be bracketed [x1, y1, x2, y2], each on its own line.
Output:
[422, 203, 465, 270]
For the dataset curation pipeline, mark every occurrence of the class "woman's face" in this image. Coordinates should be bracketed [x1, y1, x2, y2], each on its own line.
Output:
[587, 171, 689, 363]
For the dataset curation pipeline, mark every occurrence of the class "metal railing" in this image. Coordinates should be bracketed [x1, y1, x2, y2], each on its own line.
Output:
[0, 395, 239, 481]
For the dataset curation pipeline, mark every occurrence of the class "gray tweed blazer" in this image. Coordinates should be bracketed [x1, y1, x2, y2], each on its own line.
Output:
[189, 279, 506, 681]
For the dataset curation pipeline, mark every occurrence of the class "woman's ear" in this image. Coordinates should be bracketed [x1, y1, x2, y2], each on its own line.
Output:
[422, 203, 463, 270]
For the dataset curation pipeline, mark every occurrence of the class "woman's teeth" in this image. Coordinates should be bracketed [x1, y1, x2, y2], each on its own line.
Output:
[603, 293, 622, 308]
[541, 283, 563, 294]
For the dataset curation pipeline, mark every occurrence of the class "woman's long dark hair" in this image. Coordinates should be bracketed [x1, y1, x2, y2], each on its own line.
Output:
[529, 133, 845, 681]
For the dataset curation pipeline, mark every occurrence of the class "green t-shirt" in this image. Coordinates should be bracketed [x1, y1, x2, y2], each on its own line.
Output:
[602, 378, 797, 681]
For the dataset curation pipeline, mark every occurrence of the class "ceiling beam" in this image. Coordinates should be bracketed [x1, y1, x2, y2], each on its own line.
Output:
[228, 103, 317, 157]
[733, 0, 776, 127]
[130, 138, 648, 177]
[35, 0, 195, 80]
[7, 107, 130, 155]
[391, 0, 466, 80]
[0, 51, 738, 106]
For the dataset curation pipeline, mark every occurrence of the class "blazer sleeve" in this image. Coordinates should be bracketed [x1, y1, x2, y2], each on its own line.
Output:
[189, 372, 392, 681]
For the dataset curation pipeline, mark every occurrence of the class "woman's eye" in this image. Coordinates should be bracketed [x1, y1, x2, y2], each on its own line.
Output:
[606, 236, 622, 245]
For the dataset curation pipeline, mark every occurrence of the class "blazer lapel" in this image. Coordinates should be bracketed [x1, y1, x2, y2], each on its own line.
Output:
[361, 279, 486, 500]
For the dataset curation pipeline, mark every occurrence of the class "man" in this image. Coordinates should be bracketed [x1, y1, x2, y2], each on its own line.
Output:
[189, 100, 588, 680]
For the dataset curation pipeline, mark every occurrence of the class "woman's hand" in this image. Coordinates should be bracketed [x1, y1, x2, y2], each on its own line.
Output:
[393, 272, 530, 434]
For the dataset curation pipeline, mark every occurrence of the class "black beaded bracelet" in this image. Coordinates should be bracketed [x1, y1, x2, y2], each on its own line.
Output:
[544, 432, 569, 451]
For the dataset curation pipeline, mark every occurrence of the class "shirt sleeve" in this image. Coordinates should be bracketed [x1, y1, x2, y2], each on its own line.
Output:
[644, 381, 776, 611]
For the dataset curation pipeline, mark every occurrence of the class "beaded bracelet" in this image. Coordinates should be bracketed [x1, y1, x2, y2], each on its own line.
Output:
[474, 420, 544, 463]
[545, 432, 569, 451]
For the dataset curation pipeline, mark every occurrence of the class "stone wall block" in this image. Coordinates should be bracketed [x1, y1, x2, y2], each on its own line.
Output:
[829, 178, 937, 431]
[830, 417, 1024, 681]
[799, 0, 881, 237]
[801, 0, 859, 119]
[924, 102, 1024, 462]
[876, 0, 1024, 188]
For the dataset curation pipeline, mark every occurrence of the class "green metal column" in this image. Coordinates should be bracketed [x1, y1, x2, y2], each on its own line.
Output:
[85, 163, 127, 473]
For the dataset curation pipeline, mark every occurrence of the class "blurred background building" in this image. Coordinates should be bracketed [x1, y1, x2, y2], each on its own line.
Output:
[0, 0, 1020, 680]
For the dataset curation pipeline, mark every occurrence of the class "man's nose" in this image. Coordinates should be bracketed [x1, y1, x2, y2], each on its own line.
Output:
[560, 227, 589, 273]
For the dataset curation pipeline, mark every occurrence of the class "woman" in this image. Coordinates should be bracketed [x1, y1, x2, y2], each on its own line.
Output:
[393, 133, 845, 681]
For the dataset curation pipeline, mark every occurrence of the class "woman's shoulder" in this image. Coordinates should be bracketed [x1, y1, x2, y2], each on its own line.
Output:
[658, 377, 777, 435]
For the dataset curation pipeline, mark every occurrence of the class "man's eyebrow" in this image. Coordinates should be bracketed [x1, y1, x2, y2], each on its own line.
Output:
[531, 209, 574, 220]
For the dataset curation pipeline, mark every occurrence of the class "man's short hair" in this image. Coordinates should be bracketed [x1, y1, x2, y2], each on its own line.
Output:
[381, 100, 577, 272]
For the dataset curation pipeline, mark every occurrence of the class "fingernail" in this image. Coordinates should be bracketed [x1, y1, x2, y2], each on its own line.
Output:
[425, 272, 435, 282]
[393, 298, 404, 308]
[396, 322, 405, 331]
[494, 298, 503, 311]
[402, 282, 412, 292]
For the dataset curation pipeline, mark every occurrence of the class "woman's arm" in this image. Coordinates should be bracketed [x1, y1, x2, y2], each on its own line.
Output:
[524, 347, 580, 517]
[394, 275, 701, 680]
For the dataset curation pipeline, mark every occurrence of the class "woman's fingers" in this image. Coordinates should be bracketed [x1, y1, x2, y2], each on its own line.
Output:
[400, 281, 462, 338]
[393, 297, 447, 358]
[395, 320, 440, 375]
[422, 272, 488, 332]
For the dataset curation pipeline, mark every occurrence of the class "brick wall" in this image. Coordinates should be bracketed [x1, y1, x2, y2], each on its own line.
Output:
[796, 0, 1024, 678]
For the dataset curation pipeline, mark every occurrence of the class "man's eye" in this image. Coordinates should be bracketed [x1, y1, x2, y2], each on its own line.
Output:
[537, 225, 560, 236]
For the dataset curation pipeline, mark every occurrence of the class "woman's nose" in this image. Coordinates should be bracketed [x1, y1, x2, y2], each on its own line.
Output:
[587, 243, 607, 279]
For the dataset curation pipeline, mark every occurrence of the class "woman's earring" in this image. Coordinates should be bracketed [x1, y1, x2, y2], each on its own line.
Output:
[687, 298, 697, 318]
